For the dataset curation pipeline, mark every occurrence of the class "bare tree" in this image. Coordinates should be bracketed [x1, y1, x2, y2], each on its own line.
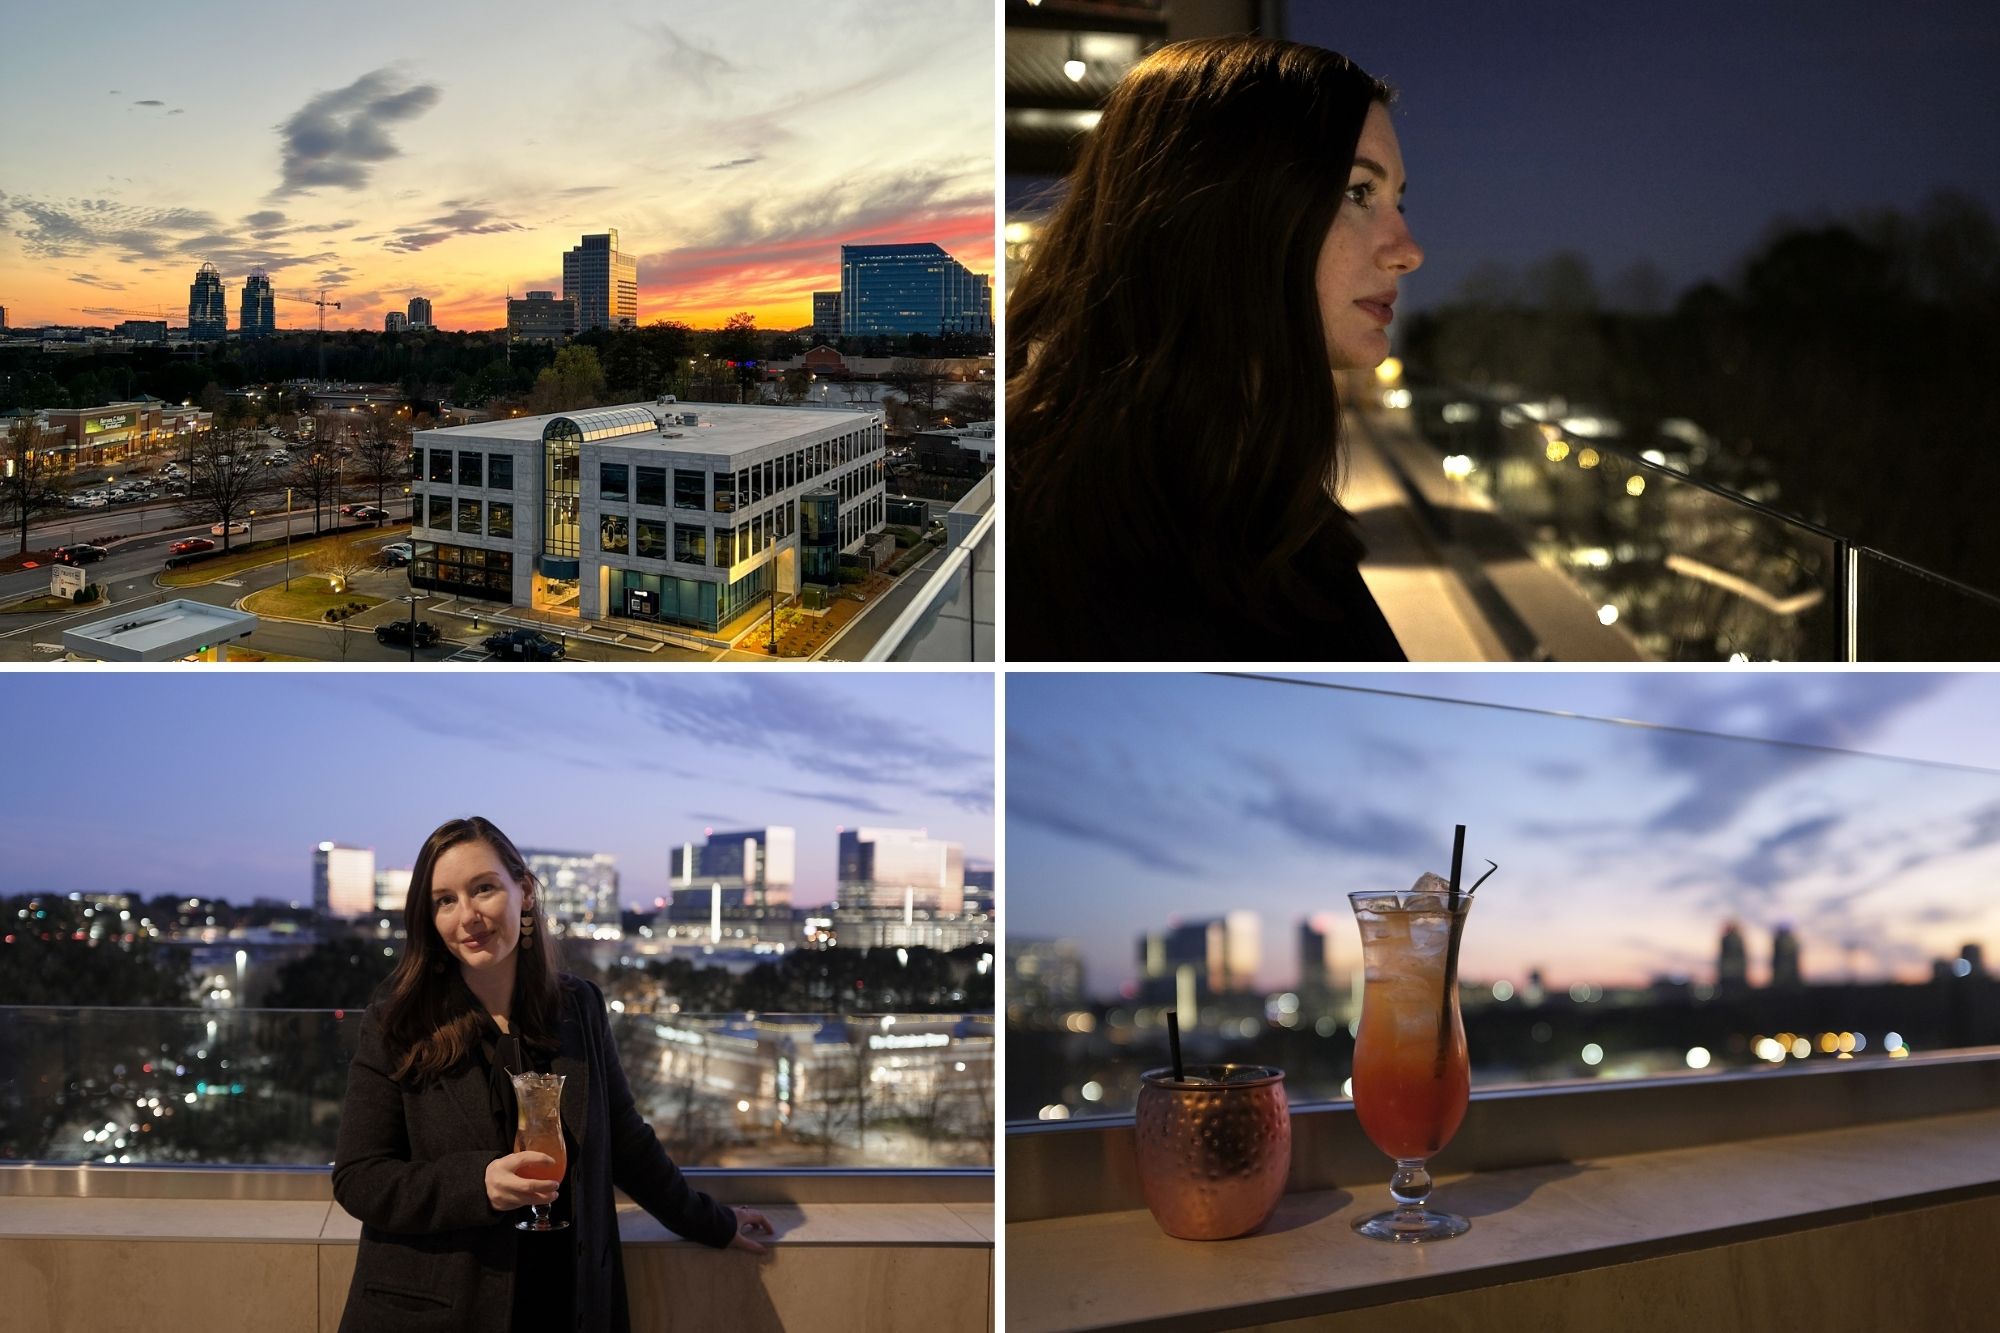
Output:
[177, 428, 263, 552]
[285, 450, 341, 534]
[306, 538, 377, 593]
[886, 359, 949, 419]
[3, 416, 66, 555]
[353, 413, 407, 512]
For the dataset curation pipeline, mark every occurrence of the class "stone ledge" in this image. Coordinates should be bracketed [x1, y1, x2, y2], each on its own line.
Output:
[1006, 1106, 2000, 1332]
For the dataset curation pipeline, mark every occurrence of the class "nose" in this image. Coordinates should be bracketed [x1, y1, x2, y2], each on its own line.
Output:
[1381, 210, 1423, 276]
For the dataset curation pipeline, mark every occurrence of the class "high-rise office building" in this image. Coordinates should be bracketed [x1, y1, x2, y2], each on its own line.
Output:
[407, 296, 433, 329]
[1718, 921, 1748, 993]
[837, 827, 965, 914]
[384, 311, 409, 333]
[374, 868, 412, 916]
[666, 828, 795, 944]
[188, 263, 227, 340]
[812, 291, 842, 338]
[523, 849, 621, 939]
[840, 243, 993, 337]
[314, 842, 375, 919]
[1299, 915, 1339, 1007]
[117, 320, 168, 342]
[1963, 943, 1988, 978]
[562, 231, 639, 331]
[240, 273, 275, 339]
[507, 290, 579, 343]
[1771, 924, 1801, 988]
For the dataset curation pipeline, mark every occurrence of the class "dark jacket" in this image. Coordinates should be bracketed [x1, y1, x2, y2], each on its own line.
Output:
[332, 973, 737, 1332]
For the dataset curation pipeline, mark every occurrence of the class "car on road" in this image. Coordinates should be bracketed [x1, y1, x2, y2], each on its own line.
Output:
[481, 628, 566, 661]
[169, 537, 215, 556]
[350, 505, 390, 521]
[210, 520, 250, 536]
[374, 619, 442, 649]
[51, 544, 109, 565]
[377, 541, 414, 566]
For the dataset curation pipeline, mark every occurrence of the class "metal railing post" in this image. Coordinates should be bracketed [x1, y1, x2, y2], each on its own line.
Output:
[1841, 543, 1860, 663]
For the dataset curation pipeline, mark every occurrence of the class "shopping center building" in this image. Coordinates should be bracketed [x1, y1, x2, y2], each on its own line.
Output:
[408, 399, 887, 633]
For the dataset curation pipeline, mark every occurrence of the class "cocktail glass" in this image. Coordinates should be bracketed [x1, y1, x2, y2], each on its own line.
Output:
[1347, 887, 1473, 1242]
[510, 1071, 569, 1232]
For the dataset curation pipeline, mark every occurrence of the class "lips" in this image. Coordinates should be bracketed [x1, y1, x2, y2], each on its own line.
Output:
[462, 935, 490, 951]
[1354, 293, 1395, 325]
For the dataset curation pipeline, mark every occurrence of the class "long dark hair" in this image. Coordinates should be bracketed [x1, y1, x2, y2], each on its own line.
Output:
[376, 816, 566, 1084]
[1008, 37, 1395, 638]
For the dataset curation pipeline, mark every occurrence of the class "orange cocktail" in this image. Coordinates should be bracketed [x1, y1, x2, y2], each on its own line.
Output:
[515, 1125, 567, 1181]
[510, 1071, 569, 1232]
[1348, 886, 1472, 1242]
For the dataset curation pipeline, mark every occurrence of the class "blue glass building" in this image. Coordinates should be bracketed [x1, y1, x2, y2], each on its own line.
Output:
[239, 274, 275, 339]
[840, 243, 992, 337]
[188, 263, 227, 341]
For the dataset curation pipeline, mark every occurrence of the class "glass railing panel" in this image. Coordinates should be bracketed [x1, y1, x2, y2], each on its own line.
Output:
[1005, 673, 2000, 1125]
[1855, 551, 2000, 661]
[0, 1008, 992, 1169]
[1412, 392, 1843, 660]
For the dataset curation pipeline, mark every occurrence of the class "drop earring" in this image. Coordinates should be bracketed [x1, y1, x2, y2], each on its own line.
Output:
[520, 903, 536, 950]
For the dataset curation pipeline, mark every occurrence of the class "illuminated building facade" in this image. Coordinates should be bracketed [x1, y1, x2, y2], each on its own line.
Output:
[313, 843, 375, 920]
[384, 312, 409, 333]
[409, 401, 886, 632]
[188, 263, 227, 340]
[812, 290, 842, 337]
[562, 230, 639, 331]
[839, 243, 993, 337]
[407, 296, 433, 329]
[240, 274, 275, 339]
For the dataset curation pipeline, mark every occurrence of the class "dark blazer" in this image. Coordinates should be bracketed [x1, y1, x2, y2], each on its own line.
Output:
[332, 973, 737, 1332]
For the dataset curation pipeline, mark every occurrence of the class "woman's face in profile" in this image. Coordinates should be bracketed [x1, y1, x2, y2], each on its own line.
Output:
[429, 839, 529, 977]
[1316, 101, 1424, 370]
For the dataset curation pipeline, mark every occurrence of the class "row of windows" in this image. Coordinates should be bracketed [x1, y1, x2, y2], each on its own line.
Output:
[425, 495, 515, 539]
[412, 544, 513, 599]
[418, 449, 514, 490]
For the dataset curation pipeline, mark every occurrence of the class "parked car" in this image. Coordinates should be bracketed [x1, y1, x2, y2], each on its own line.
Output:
[51, 544, 109, 565]
[169, 537, 215, 555]
[378, 541, 414, 566]
[350, 505, 390, 521]
[481, 628, 566, 661]
[375, 619, 441, 649]
[211, 520, 250, 536]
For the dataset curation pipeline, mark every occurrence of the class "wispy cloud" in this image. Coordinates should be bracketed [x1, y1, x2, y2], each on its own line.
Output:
[707, 158, 761, 171]
[272, 67, 441, 196]
[68, 272, 126, 290]
[637, 23, 742, 96]
[380, 204, 525, 254]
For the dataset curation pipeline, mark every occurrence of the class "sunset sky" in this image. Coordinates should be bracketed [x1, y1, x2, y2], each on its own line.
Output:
[1009, 673, 2000, 999]
[0, 0, 994, 332]
[1, 674, 994, 910]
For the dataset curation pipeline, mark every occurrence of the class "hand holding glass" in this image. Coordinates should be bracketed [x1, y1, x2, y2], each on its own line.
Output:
[510, 1071, 569, 1232]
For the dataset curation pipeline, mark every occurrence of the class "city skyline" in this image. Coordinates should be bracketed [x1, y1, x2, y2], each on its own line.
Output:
[0, 673, 993, 912]
[0, 0, 994, 332]
[1008, 673, 2000, 1000]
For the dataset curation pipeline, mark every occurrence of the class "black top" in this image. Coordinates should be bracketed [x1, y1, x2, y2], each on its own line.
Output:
[474, 1013, 574, 1332]
[1008, 531, 1407, 663]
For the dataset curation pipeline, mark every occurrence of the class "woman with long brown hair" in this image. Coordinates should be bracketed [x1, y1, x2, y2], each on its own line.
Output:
[1007, 36, 1424, 661]
[332, 816, 771, 1331]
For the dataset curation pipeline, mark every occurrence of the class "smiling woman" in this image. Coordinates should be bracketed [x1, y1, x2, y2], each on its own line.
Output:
[333, 815, 770, 1333]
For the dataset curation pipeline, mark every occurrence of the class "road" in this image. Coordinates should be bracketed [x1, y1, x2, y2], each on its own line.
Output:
[817, 541, 955, 660]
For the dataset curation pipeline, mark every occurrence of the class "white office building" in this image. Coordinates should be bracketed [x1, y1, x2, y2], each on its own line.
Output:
[409, 400, 887, 633]
[314, 843, 376, 920]
[374, 868, 412, 916]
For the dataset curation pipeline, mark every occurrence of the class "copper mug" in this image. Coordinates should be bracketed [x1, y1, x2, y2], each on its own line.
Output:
[1133, 1064, 1291, 1240]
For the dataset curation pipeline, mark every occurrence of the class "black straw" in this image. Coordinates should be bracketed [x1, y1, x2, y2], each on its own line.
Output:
[1448, 824, 1466, 911]
[1167, 1010, 1185, 1082]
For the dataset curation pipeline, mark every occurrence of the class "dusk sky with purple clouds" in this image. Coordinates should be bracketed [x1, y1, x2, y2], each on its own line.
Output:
[2, 673, 992, 910]
[1008, 673, 2000, 1000]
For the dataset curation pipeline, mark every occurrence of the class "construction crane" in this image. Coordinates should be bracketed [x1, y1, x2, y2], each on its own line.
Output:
[277, 289, 341, 385]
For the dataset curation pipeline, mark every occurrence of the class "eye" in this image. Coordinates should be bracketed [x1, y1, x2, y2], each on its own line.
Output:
[1345, 179, 1376, 209]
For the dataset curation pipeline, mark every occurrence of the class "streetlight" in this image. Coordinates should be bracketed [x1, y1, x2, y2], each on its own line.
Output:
[283, 488, 293, 589]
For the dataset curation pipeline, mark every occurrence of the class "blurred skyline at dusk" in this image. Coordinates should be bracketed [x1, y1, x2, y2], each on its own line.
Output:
[1008, 673, 2000, 1000]
[1, 673, 993, 910]
[0, 0, 994, 331]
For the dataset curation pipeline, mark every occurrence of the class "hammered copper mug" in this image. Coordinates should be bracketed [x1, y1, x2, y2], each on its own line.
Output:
[1133, 1064, 1291, 1240]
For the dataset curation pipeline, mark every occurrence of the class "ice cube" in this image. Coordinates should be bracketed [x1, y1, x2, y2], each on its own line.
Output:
[1408, 913, 1455, 956]
[1409, 872, 1452, 897]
